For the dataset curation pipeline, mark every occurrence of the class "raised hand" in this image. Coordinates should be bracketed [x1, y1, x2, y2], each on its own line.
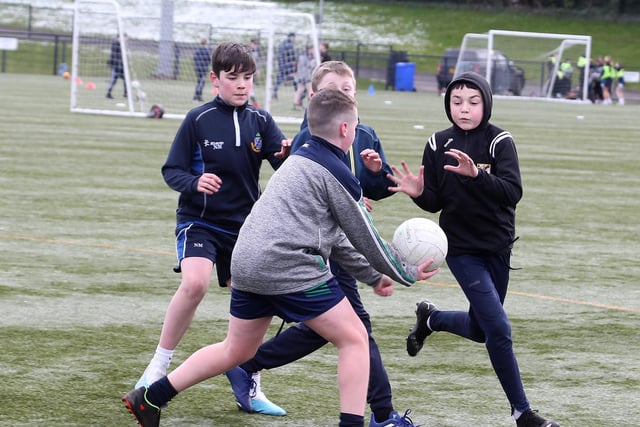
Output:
[387, 160, 424, 198]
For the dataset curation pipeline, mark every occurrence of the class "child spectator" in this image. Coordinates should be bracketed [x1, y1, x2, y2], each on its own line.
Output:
[293, 45, 316, 108]
[614, 61, 625, 105]
[192, 37, 211, 101]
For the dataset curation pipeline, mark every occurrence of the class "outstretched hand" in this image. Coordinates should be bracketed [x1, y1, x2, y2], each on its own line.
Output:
[387, 160, 424, 198]
[443, 148, 478, 178]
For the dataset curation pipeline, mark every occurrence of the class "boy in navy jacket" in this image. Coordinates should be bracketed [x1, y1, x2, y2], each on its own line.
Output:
[133, 41, 290, 392]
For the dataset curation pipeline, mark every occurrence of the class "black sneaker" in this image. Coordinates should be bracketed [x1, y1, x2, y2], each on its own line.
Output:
[406, 300, 437, 357]
[122, 387, 161, 427]
[516, 409, 559, 427]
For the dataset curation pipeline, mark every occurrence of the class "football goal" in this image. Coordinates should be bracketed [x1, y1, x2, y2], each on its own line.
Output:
[70, 0, 319, 122]
[455, 30, 592, 102]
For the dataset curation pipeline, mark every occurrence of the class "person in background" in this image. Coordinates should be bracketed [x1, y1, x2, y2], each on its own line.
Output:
[614, 61, 625, 105]
[226, 61, 421, 427]
[600, 55, 613, 105]
[122, 87, 440, 427]
[249, 38, 262, 106]
[320, 41, 332, 62]
[192, 38, 211, 102]
[588, 56, 603, 103]
[293, 45, 316, 109]
[273, 32, 297, 100]
[131, 41, 291, 398]
[106, 33, 127, 99]
[576, 54, 588, 98]
[388, 71, 560, 427]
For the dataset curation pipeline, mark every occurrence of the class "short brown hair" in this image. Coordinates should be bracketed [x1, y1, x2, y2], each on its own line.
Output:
[211, 42, 256, 76]
[307, 89, 358, 139]
[311, 61, 356, 92]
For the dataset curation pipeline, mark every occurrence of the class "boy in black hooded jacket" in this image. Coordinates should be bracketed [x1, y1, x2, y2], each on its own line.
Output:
[388, 71, 560, 427]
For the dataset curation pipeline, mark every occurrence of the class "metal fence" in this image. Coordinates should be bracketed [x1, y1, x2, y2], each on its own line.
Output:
[0, 25, 446, 92]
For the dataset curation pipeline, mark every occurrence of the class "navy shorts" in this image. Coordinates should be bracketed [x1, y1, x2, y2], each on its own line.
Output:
[230, 277, 345, 323]
[173, 222, 237, 287]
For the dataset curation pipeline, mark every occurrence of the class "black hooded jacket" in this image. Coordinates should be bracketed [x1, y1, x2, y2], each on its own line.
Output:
[412, 72, 522, 256]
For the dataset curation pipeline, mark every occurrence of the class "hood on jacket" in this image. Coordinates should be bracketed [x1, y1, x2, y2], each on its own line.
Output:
[444, 71, 493, 127]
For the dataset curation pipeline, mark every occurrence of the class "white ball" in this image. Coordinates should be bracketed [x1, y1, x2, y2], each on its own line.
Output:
[392, 217, 448, 271]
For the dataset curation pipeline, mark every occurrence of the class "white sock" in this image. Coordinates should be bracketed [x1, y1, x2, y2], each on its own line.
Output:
[513, 409, 523, 420]
[137, 346, 175, 386]
[151, 345, 174, 370]
[251, 372, 267, 400]
[251, 372, 261, 391]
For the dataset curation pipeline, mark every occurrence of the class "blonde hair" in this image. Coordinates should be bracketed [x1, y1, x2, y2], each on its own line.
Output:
[311, 61, 356, 92]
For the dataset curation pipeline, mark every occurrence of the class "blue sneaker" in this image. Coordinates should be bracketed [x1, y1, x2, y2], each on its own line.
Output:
[225, 368, 287, 416]
[225, 367, 253, 412]
[249, 371, 287, 416]
[135, 364, 166, 389]
[370, 409, 419, 427]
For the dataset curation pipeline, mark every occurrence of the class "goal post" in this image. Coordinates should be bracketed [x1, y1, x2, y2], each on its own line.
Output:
[456, 30, 592, 102]
[70, 0, 319, 122]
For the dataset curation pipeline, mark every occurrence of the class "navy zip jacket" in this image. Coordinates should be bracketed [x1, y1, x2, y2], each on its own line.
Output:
[413, 72, 522, 256]
[162, 96, 286, 233]
[292, 112, 394, 201]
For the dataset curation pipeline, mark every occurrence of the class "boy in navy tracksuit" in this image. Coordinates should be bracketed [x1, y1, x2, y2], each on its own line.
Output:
[133, 41, 290, 392]
[225, 61, 422, 427]
[389, 71, 560, 427]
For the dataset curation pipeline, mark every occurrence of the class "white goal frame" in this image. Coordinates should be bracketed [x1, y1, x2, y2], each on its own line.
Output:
[457, 30, 592, 103]
[70, 0, 319, 122]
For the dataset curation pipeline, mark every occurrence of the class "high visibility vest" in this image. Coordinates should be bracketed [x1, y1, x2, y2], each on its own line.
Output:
[557, 61, 572, 79]
[577, 56, 587, 68]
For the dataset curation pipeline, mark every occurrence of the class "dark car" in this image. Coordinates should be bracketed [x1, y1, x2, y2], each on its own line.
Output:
[436, 48, 525, 96]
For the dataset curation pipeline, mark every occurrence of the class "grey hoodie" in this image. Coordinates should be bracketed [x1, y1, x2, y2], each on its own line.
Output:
[231, 136, 419, 295]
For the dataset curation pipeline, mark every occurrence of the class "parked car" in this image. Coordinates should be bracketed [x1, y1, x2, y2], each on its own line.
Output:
[436, 47, 525, 96]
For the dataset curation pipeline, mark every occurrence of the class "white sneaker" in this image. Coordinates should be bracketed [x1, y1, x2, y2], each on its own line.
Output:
[249, 372, 287, 416]
[135, 364, 167, 389]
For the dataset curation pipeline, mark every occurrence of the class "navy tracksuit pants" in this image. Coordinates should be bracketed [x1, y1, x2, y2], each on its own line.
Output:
[430, 253, 530, 413]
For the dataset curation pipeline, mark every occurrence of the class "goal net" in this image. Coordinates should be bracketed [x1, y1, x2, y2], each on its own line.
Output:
[70, 0, 319, 122]
[455, 30, 591, 102]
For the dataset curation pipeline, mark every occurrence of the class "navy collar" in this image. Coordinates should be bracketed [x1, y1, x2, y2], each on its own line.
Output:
[310, 135, 348, 160]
